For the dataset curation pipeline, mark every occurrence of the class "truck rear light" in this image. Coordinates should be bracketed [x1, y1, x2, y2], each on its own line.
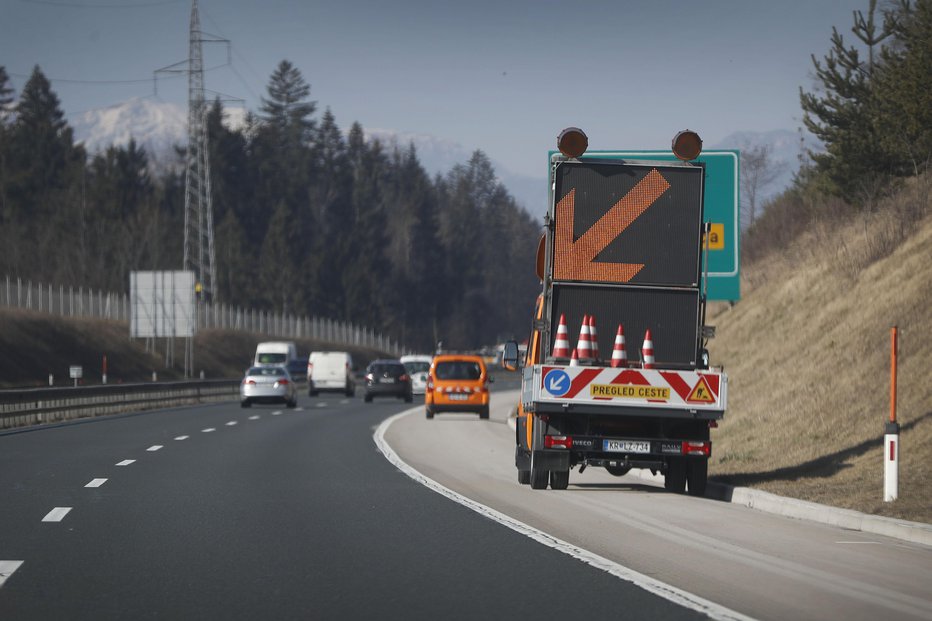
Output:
[682, 441, 710, 456]
[544, 435, 573, 449]
[708, 420, 718, 428]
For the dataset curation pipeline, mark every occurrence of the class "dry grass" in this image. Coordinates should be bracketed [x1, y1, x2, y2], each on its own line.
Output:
[0, 310, 389, 388]
[707, 174, 932, 523]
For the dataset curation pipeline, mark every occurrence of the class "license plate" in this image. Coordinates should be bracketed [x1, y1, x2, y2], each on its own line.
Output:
[449, 393, 468, 401]
[603, 440, 650, 453]
[380, 378, 395, 383]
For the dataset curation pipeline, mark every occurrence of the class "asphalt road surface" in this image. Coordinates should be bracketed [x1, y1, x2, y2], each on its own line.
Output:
[385, 385, 932, 621]
[2, 384, 711, 620]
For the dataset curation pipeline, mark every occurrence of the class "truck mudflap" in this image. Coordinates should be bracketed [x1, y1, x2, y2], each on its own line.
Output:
[522, 364, 727, 416]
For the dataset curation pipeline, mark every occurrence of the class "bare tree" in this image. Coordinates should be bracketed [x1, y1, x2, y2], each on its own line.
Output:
[740, 143, 786, 227]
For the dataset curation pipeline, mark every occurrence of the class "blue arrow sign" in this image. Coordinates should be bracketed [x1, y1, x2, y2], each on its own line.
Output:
[544, 369, 571, 397]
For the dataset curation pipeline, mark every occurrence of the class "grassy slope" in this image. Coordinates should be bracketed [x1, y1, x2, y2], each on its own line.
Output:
[707, 177, 932, 523]
[0, 311, 389, 388]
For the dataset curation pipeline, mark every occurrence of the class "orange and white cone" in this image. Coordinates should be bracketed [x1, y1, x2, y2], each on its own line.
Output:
[552, 313, 570, 358]
[642, 329, 655, 369]
[610, 324, 627, 368]
[576, 314, 592, 361]
[569, 348, 579, 367]
[588, 315, 600, 362]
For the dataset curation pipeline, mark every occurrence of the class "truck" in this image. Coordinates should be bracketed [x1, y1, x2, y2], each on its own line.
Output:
[502, 128, 728, 494]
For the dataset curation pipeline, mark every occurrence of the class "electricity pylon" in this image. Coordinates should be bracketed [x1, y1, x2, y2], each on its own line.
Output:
[156, 0, 230, 301]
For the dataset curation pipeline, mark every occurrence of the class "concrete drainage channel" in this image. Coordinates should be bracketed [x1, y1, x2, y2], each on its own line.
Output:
[505, 414, 932, 547]
[0, 381, 241, 430]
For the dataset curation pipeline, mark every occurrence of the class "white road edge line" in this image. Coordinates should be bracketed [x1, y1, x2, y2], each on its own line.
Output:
[147, 445, 163, 452]
[374, 409, 756, 621]
[85, 478, 108, 488]
[115, 459, 135, 466]
[0, 561, 24, 588]
[42, 507, 72, 522]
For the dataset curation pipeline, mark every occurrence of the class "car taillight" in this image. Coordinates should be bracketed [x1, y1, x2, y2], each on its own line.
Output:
[366, 373, 374, 383]
[544, 435, 573, 449]
[399, 374, 409, 382]
[682, 441, 710, 456]
[307, 362, 313, 372]
[275, 379, 290, 387]
[245, 379, 256, 385]
[426, 375, 434, 390]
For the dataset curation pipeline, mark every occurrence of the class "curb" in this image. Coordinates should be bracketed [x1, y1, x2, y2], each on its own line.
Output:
[506, 414, 932, 547]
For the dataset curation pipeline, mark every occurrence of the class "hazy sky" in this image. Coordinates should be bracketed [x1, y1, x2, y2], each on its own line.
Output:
[3, 0, 868, 177]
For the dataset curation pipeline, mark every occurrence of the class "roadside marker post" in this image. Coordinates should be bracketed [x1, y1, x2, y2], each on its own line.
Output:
[884, 326, 899, 503]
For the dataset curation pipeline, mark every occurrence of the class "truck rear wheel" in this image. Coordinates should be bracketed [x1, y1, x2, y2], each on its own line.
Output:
[686, 459, 708, 496]
[518, 469, 530, 485]
[664, 458, 687, 494]
[529, 453, 549, 490]
[550, 469, 569, 490]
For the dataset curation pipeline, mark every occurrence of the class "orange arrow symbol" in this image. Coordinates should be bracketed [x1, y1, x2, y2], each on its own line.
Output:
[554, 168, 671, 282]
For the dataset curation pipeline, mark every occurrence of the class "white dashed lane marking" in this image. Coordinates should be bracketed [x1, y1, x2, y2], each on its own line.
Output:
[248, 415, 260, 420]
[0, 561, 24, 588]
[147, 445, 163, 452]
[272, 411, 282, 416]
[225, 421, 237, 427]
[85, 478, 107, 488]
[115, 460, 135, 467]
[174, 435, 189, 441]
[295, 407, 304, 411]
[202, 428, 216, 433]
[316, 403, 327, 408]
[340, 399, 349, 405]
[42, 507, 72, 522]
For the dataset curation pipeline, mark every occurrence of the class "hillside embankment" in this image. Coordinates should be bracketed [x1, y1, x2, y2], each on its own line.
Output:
[708, 174, 932, 523]
[0, 311, 390, 388]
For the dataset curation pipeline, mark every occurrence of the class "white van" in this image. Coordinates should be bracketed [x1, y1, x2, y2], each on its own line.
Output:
[254, 342, 303, 377]
[400, 354, 433, 395]
[307, 351, 356, 397]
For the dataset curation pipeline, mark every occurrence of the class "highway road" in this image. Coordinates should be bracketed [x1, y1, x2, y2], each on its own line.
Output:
[1, 381, 703, 620]
[1, 379, 930, 620]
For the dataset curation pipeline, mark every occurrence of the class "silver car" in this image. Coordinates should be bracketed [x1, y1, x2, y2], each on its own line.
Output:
[401, 355, 433, 395]
[240, 366, 297, 408]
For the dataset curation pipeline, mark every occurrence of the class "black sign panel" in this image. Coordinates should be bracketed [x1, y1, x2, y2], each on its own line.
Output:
[552, 161, 704, 288]
[550, 284, 700, 368]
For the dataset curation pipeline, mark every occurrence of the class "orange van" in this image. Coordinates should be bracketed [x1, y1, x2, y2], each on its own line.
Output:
[425, 354, 490, 420]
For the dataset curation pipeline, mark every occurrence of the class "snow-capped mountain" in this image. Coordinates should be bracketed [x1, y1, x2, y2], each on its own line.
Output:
[72, 98, 187, 157]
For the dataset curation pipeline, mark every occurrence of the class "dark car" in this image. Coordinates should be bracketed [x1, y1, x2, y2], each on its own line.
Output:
[364, 359, 413, 403]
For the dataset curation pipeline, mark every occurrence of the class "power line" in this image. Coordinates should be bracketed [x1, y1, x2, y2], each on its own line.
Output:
[20, 0, 184, 7]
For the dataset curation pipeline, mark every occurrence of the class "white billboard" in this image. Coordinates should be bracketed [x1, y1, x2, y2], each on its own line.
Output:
[130, 271, 196, 338]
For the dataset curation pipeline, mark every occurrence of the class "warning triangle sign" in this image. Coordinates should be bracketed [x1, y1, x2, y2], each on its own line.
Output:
[687, 376, 716, 403]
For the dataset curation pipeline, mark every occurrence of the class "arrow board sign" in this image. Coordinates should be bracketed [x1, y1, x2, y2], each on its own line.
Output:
[551, 161, 704, 288]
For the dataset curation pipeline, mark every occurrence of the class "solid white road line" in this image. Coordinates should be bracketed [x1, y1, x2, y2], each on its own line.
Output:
[0, 561, 24, 588]
[248, 415, 260, 420]
[226, 421, 238, 426]
[85, 478, 108, 488]
[175, 435, 189, 441]
[42, 507, 72, 522]
[115, 459, 135, 466]
[202, 428, 216, 433]
[147, 445, 163, 452]
[374, 410, 755, 621]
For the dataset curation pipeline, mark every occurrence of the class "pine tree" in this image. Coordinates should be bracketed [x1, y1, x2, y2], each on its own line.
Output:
[799, 0, 895, 205]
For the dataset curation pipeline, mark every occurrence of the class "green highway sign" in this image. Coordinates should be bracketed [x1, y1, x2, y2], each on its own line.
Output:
[549, 150, 740, 300]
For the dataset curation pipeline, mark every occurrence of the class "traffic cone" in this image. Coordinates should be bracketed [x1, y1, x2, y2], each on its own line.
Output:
[552, 313, 570, 358]
[642, 329, 655, 369]
[610, 324, 627, 368]
[569, 348, 579, 367]
[576, 314, 592, 361]
[588, 315, 600, 362]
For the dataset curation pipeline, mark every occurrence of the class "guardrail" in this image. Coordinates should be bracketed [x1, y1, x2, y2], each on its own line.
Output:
[0, 380, 241, 430]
